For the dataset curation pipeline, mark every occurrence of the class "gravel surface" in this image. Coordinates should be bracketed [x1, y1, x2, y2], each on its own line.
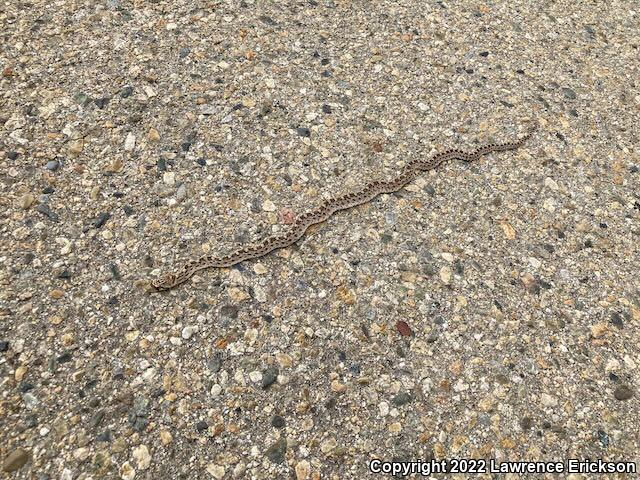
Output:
[1, 1, 639, 478]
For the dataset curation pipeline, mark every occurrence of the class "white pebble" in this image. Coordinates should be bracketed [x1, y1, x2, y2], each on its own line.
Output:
[528, 257, 542, 269]
[605, 358, 620, 372]
[623, 355, 636, 369]
[206, 464, 226, 479]
[132, 444, 151, 470]
[320, 437, 337, 453]
[142, 368, 156, 382]
[181, 326, 197, 339]
[541, 393, 558, 407]
[439, 266, 452, 284]
[253, 285, 267, 302]
[119, 461, 136, 480]
[244, 328, 259, 344]
[543, 198, 556, 212]
[544, 177, 559, 191]
[56, 237, 72, 255]
[60, 469, 73, 480]
[124, 133, 136, 151]
[253, 263, 267, 274]
[233, 462, 246, 478]
[262, 199, 276, 211]
[163, 172, 175, 186]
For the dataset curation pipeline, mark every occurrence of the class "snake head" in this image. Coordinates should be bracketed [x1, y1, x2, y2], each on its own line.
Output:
[151, 272, 178, 291]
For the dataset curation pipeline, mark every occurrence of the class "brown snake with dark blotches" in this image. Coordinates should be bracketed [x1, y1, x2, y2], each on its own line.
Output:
[151, 124, 537, 291]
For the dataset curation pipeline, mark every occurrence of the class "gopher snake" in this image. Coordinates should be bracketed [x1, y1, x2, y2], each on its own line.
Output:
[151, 124, 536, 291]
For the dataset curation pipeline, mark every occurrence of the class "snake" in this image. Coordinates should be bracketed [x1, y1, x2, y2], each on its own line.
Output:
[151, 124, 537, 291]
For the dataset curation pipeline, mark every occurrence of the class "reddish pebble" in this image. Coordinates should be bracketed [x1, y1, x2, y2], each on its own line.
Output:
[280, 208, 296, 224]
[396, 321, 413, 336]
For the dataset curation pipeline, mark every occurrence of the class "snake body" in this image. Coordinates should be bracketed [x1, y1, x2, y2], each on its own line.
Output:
[151, 125, 536, 291]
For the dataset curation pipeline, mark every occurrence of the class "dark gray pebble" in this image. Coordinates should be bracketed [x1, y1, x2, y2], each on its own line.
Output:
[614, 385, 633, 401]
[120, 86, 133, 98]
[89, 410, 105, 428]
[219, 305, 239, 321]
[261, 366, 279, 389]
[45, 160, 60, 171]
[597, 429, 609, 447]
[57, 351, 72, 363]
[131, 418, 148, 432]
[264, 437, 287, 464]
[392, 392, 412, 406]
[74, 92, 91, 106]
[195, 420, 208, 433]
[96, 430, 112, 442]
[131, 397, 149, 417]
[25, 415, 38, 428]
[93, 212, 111, 229]
[610, 312, 624, 328]
[35, 204, 59, 222]
[258, 15, 277, 26]
[520, 416, 533, 430]
[56, 269, 71, 279]
[151, 388, 165, 398]
[271, 415, 286, 428]
[296, 127, 311, 137]
[206, 355, 222, 373]
[94, 97, 109, 109]
[423, 184, 436, 196]
[109, 264, 122, 280]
